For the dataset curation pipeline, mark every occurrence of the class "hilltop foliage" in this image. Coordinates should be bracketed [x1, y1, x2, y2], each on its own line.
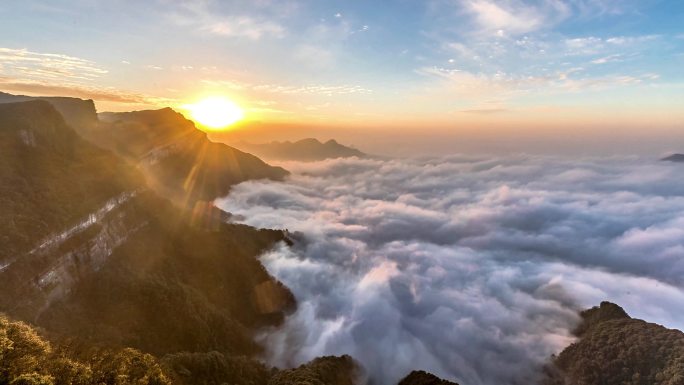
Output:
[546, 302, 684, 385]
[0, 314, 170, 385]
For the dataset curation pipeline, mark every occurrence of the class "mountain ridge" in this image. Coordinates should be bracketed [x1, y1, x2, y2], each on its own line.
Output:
[661, 153, 684, 162]
[0, 99, 294, 362]
[231, 137, 367, 161]
[96, 107, 288, 204]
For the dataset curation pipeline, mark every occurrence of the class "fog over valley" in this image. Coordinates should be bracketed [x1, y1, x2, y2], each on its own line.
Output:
[219, 155, 684, 384]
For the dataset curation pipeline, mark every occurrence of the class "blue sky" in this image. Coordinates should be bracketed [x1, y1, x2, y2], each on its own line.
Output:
[0, 0, 683, 129]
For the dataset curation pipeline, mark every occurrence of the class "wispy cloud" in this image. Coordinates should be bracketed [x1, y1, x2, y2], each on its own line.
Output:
[0, 76, 170, 106]
[0, 47, 107, 81]
[165, 1, 286, 40]
[591, 54, 622, 64]
[416, 65, 659, 108]
[0, 47, 171, 108]
[461, 0, 568, 35]
[201, 17, 285, 39]
[202, 79, 373, 96]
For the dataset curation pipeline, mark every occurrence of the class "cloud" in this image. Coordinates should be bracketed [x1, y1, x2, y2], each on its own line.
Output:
[201, 16, 285, 39]
[0, 47, 172, 108]
[0, 76, 172, 106]
[463, 0, 550, 35]
[0, 47, 108, 81]
[165, 1, 285, 40]
[453, 0, 573, 36]
[590, 54, 622, 64]
[415, 65, 659, 107]
[201, 79, 372, 96]
[218, 156, 684, 385]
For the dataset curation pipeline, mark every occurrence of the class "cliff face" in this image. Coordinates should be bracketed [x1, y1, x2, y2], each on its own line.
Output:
[0, 100, 294, 357]
[0, 100, 142, 264]
[0, 92, 98, 136]
[97, 108, 288, 204]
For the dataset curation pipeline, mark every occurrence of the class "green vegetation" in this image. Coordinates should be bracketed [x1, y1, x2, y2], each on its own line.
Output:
[0, 314, 170, 385]
[0, 100, 143, 259]
[1, 313, 359, 385]
[267, 355, 358, 385]
[397, 371, 459, 385]
[162, 352, 274, 385]
[38, 193, 295, 356]
[546, 302, 684, 385]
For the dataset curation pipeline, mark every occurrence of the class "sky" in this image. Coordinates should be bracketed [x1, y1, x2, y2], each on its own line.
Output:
[0, 0, 683, 153]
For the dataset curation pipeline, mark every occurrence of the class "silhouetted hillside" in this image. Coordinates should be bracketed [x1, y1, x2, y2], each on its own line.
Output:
[0, 100, 294, 360]
[545, 302, 684, 385]
[0, 100, 142, 263]
[0, 92, 98, 137]
[96, 108, 288, 203]
[268, 355, 359, 385]
[232, 138, 367, 161]
[0, 92, 287, 204]
[398, 371, 460, 385]
[661, 153, 684, 162]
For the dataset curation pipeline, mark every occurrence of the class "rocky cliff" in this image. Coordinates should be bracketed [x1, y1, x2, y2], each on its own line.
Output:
[0, 100, 294, 358]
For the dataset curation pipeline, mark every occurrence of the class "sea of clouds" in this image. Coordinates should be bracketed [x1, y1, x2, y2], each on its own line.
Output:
[217, 155, 684, 385]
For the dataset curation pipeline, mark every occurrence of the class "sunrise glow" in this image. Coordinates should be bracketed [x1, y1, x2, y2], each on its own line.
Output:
[185, 97, 244, 130]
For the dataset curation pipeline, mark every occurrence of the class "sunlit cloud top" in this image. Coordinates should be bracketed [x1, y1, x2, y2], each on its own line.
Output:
[0, 0, 682, 129]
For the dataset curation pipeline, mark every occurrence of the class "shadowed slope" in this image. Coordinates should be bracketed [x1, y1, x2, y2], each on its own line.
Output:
[0, 100, 294, 358]
[662, 154, 684, 162]
[97, 108, 288, 204]
[397, 371, 460, 385]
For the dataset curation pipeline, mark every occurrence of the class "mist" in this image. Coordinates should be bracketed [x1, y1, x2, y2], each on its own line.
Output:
[212, 123, 684, 158]
[217, 155, 684, 385]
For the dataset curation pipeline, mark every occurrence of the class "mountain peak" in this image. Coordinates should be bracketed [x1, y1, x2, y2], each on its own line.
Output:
[661, 153, 684, 162]
[574, 301, 630, 336]
[0, 92, 98, 138]
[398, 370, 460, 385]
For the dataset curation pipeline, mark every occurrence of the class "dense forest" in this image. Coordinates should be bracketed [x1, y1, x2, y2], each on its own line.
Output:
[545, 302, 684, 385]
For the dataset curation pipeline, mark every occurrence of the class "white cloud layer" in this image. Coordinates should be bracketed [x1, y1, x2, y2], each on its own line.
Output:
[220, 143, 684, 383]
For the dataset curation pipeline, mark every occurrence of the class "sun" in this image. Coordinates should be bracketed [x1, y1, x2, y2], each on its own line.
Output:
[185, 97, 244, 130]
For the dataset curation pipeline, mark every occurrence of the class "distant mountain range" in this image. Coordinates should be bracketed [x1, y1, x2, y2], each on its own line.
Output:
[661, 153, 684, 162]
[232, 138, 367, 161]
[1, 91, 683, 385]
